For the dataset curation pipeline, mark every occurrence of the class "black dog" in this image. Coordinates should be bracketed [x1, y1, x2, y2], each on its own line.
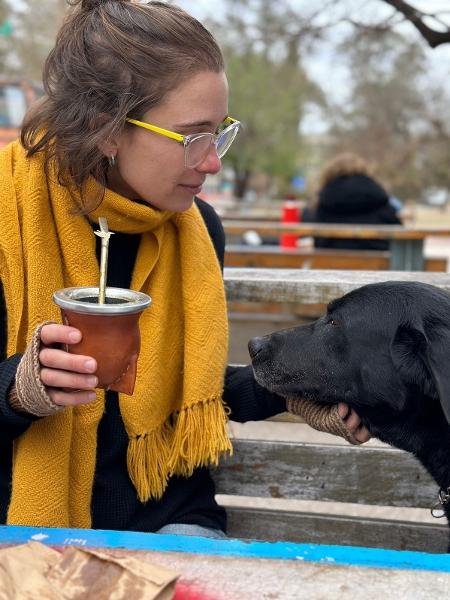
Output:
[249, 281, 450, 528]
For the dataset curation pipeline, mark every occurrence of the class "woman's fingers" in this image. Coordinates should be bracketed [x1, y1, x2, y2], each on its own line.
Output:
[40, 347, 97, 375]
[39, 322, 97, 379]
[40, 366, 98, 391]
[48, 388, 98, 407]
[38, 323, 99, 407]
[353, 425, 372, 444]
[343, 408, 361, 432]
[40, 323, 82, 346]
[338, 402, 371, 443]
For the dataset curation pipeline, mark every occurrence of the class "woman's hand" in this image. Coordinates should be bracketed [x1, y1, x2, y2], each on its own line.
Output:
[337, 402, 371, 444]
[39, 323, 98, 407]
[285, 397, 371, 445]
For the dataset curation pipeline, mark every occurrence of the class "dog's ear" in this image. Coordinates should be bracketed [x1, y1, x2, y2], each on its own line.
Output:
[392, 323, 450, 424]
[425, 325, 450, 425]
[391, 324, 430, 389]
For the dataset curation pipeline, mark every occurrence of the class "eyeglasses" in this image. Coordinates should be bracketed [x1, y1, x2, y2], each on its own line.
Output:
[125, 116, 241, 168]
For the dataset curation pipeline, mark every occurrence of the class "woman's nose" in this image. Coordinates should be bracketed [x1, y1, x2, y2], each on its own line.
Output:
[196, 146, 222, 175]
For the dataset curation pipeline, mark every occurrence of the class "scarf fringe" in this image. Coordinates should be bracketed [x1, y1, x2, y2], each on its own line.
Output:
[127, 398, 233, 502]
[127, 421, 173, 502]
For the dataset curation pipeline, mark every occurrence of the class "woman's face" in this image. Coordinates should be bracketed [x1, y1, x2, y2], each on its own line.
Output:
[107, 70, 229, 212]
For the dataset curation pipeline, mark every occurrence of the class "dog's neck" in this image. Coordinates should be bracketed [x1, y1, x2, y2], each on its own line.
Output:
[360, 398, 450, 497]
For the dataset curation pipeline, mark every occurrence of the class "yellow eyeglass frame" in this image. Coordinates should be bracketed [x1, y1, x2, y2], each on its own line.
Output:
[125, 116, 240, 167]
[126, 116, 238, 143]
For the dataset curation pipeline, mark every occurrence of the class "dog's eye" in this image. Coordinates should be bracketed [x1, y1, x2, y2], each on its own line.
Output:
[329, 318, 337, 326]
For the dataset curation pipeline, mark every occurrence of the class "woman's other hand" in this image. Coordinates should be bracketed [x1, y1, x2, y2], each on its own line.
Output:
[337, 402, 371, 444]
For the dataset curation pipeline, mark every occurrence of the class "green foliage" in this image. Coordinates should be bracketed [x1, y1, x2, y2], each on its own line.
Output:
[210, 0, 325, 197]
[225, 48, 313, 178]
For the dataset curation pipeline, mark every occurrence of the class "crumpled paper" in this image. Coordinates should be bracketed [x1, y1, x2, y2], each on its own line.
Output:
[0, 541, 178, 600]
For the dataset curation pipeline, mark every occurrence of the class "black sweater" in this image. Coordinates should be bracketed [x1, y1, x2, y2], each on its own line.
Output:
[0, 197, 285, 532]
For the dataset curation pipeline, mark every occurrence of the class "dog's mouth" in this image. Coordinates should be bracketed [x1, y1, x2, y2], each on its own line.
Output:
[252, 365, 295, 395]
[252, 365, 336, 405]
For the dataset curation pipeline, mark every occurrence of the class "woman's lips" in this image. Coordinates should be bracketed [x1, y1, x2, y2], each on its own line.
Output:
[180, 183, 203, 195]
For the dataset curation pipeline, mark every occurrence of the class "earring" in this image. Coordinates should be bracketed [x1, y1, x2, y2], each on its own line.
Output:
[108, 154, 116, 167]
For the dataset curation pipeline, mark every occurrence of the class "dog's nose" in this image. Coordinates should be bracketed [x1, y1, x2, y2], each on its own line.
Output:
[248, 336, 265, 359]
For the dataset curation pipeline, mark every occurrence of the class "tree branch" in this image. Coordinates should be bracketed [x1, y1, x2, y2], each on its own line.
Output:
[381, 0, 450, 47]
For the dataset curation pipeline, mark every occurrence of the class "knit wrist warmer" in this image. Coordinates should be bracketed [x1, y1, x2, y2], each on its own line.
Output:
[8, 321, 63, 417]
[286, 397, 360, 445]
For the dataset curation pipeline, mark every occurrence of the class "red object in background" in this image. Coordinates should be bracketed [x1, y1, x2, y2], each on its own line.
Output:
[280, 201, 301, 249]
[173, 582, 219, 600]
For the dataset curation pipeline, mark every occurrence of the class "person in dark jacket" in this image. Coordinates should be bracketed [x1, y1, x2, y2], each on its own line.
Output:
[310, 153, 402, 250]
[0, 0, 369, 538]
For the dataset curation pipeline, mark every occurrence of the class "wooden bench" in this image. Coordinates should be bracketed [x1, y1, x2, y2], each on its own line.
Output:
[216, 269, 450, 553]
[224, 246, 448, 322]
[223, 221, 450, 270]
[213, 439, 447, 553]
[225, 244, 448, 272]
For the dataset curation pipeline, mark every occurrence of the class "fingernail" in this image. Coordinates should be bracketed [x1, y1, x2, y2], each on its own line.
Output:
[87, 376, 98, 387]
[84, 359, 96, 372]
[337, 403, 349, 419]
[88, 392, 97, 401]
[69, 331, 81, 343]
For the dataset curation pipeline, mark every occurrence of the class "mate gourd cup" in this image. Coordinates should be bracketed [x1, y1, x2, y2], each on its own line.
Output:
[53, 287, 151, 395]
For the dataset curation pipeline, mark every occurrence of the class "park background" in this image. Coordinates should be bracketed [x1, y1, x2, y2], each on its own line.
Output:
[1, 1, 450, 206]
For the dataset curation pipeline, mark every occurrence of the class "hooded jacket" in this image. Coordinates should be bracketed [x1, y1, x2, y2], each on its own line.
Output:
[313, 174, 402, 250]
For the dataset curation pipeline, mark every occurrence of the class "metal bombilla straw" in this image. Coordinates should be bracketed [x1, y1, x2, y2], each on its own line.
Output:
[94, 217, 114, 304]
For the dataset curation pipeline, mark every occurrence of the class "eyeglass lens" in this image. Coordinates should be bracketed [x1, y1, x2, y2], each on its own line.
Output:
[185, 123, 239, 168]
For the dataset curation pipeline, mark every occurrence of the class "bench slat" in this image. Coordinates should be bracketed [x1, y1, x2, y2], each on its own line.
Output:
[224, 268, 450, 304]
[213, 440, 438, 508]
[224, 507, 448, 553]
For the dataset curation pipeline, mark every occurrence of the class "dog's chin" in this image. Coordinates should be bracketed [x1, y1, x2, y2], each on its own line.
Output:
[252, 366, 293, 395]
[252, 366, 312, 399]
[253, 369, 347, 409]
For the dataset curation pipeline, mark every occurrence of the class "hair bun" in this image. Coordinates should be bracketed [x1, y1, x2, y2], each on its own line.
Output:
[80, 0, 128, 11]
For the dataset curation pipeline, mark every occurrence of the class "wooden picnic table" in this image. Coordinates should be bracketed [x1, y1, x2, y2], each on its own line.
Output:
[1, 525, 450, 599]
[224, 243, 447, 272]
[222, 222, 450, 271]
[218, 208, 283, 220]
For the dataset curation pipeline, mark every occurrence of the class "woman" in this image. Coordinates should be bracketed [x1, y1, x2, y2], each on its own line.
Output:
[311, 153, 402, 250]
[0, 0, 369, 536]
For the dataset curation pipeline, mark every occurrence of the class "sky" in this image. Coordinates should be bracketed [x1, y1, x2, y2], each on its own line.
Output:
[173, 0, 450, 133]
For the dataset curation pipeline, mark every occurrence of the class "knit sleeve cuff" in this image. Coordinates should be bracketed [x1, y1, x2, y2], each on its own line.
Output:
[286, 397, 360, 445]
[0, 354, 38, 426]
[13, 321, 63, 418]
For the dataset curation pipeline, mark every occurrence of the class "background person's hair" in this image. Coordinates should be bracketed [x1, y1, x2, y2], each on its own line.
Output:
[317, 153, 374, 191]
[21, 0, 224, 209]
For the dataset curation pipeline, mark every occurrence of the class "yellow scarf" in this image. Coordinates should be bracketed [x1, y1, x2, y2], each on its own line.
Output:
[0, 140, 231, 528]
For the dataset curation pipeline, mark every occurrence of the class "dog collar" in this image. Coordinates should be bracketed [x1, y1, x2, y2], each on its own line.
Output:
[431, 487, 450, 518]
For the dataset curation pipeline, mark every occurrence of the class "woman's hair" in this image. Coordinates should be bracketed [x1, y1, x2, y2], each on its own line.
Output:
[317, 153, 374, 191]
[21, 0, 224, 206]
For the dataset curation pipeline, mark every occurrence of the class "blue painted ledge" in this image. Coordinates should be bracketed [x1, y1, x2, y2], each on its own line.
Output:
[0, 525, 449, 573]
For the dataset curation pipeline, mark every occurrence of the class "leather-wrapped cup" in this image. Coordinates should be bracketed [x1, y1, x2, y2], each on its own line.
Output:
[53, 287, 151, 395]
